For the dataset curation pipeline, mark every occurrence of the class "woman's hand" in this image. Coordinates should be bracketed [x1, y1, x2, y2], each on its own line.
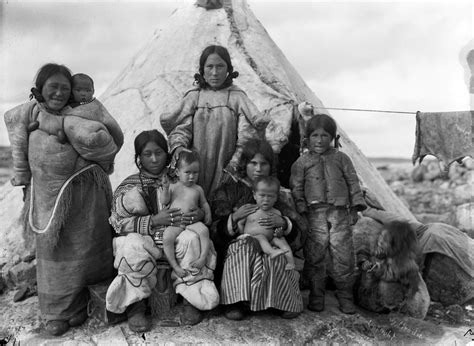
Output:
[181, 207, 204, 225]
[151, 208, 183, 227]
[172, 147, 192, 165]
[257, 212, 286, 229]
[232, 204, 259, 223]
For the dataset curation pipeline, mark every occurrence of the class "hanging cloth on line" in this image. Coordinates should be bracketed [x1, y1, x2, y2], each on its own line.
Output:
[412, 110, 474, 170]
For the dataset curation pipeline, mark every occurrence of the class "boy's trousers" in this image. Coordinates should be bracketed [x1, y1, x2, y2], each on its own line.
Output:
[304, 205, 355, 299]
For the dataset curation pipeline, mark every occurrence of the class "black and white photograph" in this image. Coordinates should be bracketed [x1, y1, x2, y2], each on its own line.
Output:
[0, 0, 473, 344]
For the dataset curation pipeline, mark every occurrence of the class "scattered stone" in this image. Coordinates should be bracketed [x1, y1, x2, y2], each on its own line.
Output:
[424, 253, 474, 306]
[462, 157, 474, 170]
[445, 304, 465, 324]
[424, 161, 443, 181]
[92, 326, 128, 345]
[453, 185, 473, 204]
[0, 274, 6, 295]
[439, 181, 450, 190]
[453, 203, 474, 235]
[12, 254, 21, 266]
[464, 170, 474, 186]
[13, 286, 29, 302]
[389, 181, 405, 195]
[7, 260, 37, 287]
[411, 165, 426, 182]
[22, 253, 35, 263]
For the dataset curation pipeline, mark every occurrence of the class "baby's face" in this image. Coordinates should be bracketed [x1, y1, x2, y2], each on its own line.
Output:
[176, 161, 200, 187]
[253, 183, 278, 211]
[72, 77, 94, 103]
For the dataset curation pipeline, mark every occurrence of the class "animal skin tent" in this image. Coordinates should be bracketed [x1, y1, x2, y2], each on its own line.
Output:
[0, 0, 414, 265]
[100, 0, 414, 219]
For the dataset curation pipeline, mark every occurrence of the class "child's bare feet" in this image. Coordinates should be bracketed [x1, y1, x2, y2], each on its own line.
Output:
[269, 249, 286, 259]
[285, 263, 296, 271]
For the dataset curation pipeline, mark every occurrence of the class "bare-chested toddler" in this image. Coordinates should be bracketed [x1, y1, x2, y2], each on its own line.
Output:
[160, 150, 212, 277]
[237, 176, 295, 270]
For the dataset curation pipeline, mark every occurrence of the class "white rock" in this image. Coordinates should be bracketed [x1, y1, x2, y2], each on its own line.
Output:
[454, 202, 474, 236]
[92, 326, 128, 346]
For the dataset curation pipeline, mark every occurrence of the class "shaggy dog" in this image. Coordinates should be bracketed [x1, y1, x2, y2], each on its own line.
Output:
[353, 217, 430, 318]
[371, 220, 421, 300]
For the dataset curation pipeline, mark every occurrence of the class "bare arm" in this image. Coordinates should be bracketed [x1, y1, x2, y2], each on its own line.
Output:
[237, 217, 246, 234]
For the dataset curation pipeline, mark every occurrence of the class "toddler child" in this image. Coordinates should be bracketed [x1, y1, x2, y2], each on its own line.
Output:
[55, 73, 96, 142]
[71, 73, 95, 105]
[290, 113, 366, 314]
[160, 150, 212, 277]
[237, 176, 295, 270]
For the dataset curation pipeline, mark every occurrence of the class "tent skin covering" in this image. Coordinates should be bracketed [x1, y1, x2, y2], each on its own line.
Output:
[0, 0, 414, 264]
[101, 0, 414, 220]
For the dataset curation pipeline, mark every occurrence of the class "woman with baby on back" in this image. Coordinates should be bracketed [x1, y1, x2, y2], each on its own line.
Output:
[4, 63, 123, 336]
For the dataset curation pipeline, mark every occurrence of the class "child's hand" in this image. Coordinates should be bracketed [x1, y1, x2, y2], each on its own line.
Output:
[273, 227, 284, 238]
[204, 213, 212, 226]
[173, 266, 188, 278]
[349, 207, 359, 225]
[190, 257, 206, 271]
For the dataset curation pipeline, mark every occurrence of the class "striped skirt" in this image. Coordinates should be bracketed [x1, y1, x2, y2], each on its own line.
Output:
[220, 236, 303, 312]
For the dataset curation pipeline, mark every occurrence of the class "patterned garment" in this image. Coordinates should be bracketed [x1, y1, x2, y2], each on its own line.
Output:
[109, 171, 168, 237]
[108, 170, 218, 311]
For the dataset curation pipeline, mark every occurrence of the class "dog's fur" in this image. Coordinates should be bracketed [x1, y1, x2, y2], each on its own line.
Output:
[372, 220, 421, 299]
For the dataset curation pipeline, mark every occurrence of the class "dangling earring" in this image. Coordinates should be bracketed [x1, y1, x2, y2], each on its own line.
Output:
[334, 134, 341, 148]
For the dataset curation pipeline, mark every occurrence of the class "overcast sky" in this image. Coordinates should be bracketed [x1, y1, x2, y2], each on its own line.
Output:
[0, 0, 472, 158]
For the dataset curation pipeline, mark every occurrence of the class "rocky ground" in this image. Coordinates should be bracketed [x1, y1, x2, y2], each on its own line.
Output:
[0, 151, 473, 345]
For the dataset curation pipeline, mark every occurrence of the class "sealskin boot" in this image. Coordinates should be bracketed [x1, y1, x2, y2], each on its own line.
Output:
[45, 320, 69, 336]
[308, 279, 325, 312]
[338, 297, 356, 314]
[181, 298, 204, 325]
[127, 300, 151, 332]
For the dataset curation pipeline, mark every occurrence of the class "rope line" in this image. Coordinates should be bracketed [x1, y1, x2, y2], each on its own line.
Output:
[313, 106, 416, 115]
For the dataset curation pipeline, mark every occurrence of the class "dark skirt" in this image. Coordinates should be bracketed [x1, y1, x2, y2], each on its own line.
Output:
[36, 172, 115, 321]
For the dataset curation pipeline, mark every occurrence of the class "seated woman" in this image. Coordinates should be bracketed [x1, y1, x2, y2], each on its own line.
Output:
[210, 139, 304, 320]
[106, 130, 219, 332]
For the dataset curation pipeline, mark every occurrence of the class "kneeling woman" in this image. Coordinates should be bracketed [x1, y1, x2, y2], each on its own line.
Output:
[106, 130, 218, 332]
[210, 139, 304, 319]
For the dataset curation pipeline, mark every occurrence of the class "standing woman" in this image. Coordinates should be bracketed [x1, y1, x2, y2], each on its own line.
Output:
[161, 45, 269, 197]
[4, 63, 123, 336]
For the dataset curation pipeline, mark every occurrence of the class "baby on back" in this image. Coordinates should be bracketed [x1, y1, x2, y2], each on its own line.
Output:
[28, 73, 123, 172]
